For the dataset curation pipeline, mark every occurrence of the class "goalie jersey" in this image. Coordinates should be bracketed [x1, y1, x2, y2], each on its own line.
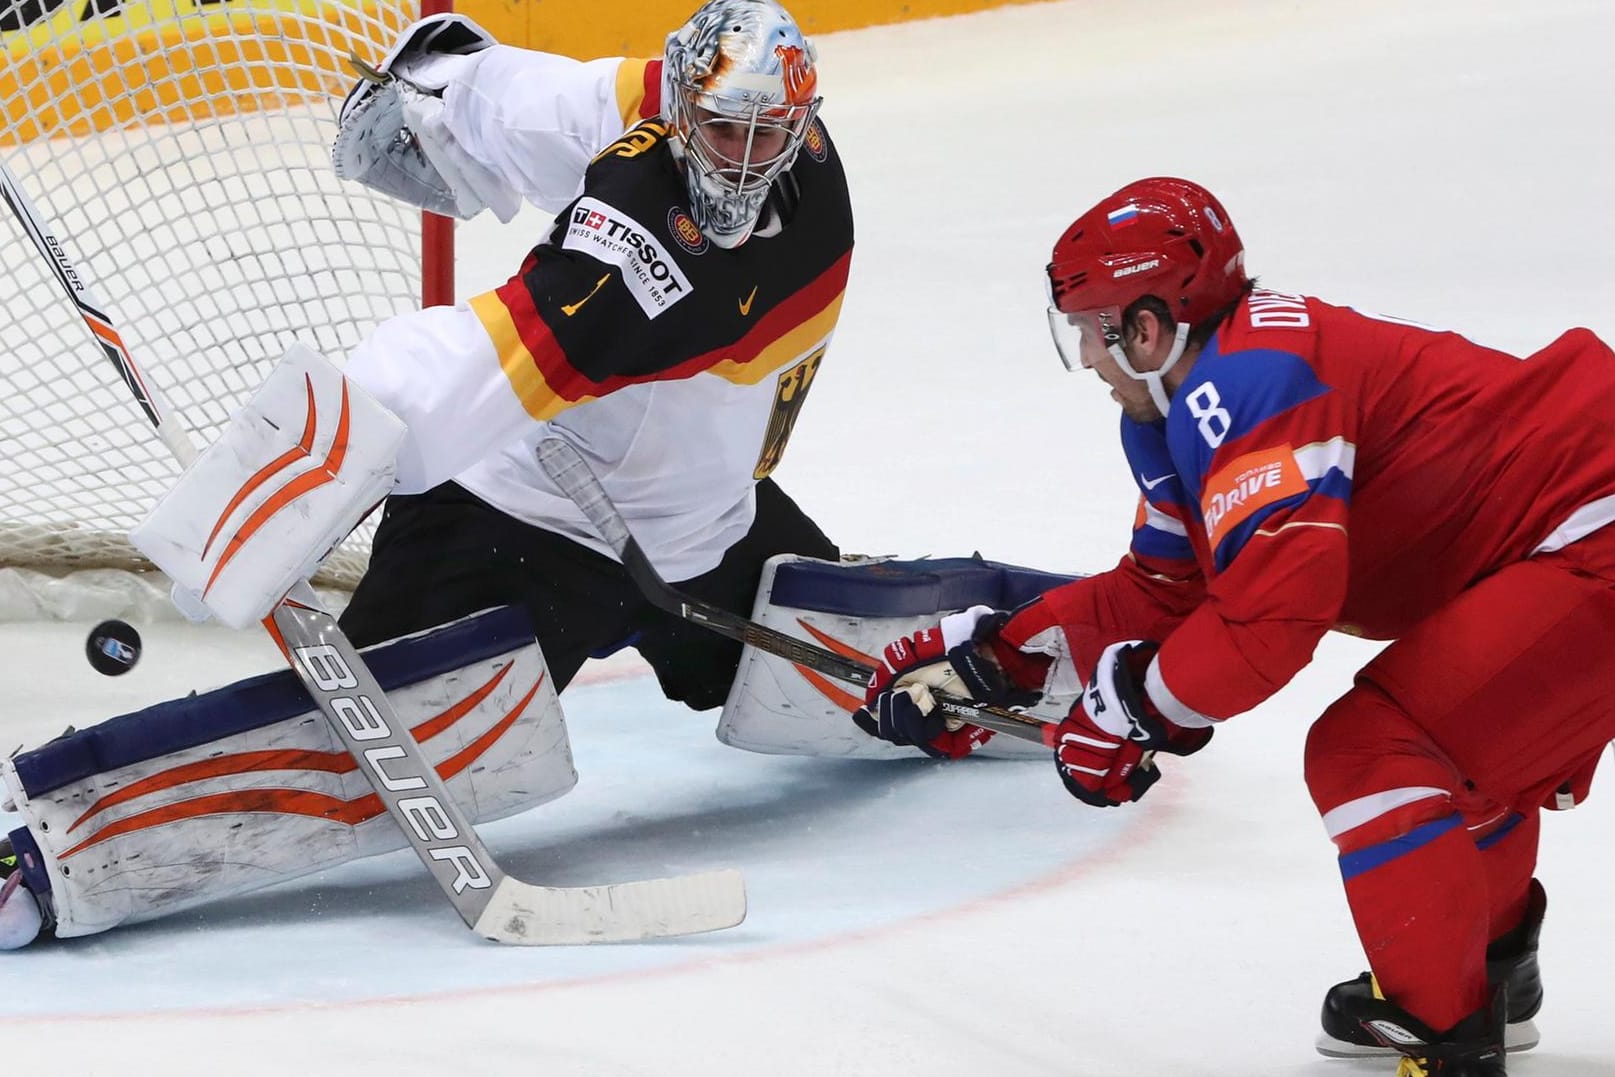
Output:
[345, 48, 854, 583]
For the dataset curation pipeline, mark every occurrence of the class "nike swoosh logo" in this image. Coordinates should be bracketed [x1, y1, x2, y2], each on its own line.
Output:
[738, 286, 759, 316]
[1139, 472, 1176, 491]
[562, 274, 611, 317]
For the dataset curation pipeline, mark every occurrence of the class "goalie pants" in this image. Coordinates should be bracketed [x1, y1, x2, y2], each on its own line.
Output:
[340, 479, 837, 710]
[1303, 526, 1615, 1033]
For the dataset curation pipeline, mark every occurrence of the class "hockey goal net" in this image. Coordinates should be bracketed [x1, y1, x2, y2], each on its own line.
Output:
[0, 0, 450, 616]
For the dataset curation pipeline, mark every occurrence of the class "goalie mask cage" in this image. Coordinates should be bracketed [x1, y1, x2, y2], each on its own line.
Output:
[0, 0, 452, 605]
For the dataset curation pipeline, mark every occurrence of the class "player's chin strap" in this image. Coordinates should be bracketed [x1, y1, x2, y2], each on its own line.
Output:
[1106, 321, 1191, 417]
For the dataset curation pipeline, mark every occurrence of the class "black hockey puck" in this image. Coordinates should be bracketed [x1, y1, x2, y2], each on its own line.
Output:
[86, 619, 142, 676]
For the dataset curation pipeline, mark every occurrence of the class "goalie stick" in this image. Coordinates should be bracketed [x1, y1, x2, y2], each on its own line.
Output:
[536, 438, 1065, 749]
[0, 160, 744, 944]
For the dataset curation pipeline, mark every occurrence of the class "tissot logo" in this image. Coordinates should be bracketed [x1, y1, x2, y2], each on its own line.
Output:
[565, 197, 693, 318]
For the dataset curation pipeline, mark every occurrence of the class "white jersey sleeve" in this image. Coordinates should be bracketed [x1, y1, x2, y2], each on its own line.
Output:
[437, 46, 651, 214]
[343, 50, 662, 491]
[344, 303, 532, 494]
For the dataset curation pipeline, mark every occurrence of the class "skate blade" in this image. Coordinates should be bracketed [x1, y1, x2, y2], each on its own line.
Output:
[1314, 1018, 1539, 1058]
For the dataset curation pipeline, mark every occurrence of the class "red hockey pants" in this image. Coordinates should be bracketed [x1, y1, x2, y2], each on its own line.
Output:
[1303, 527, 1615, 1032]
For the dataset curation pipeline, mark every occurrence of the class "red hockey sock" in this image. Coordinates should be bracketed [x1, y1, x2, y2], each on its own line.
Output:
[1469, 806, 1539, 943]
[1336, 809, 1489, 1031]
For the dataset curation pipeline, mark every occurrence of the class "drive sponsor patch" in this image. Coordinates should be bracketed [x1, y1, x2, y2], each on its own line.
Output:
[1200, 445, 1308, 546]
[564, 197, 693, 317]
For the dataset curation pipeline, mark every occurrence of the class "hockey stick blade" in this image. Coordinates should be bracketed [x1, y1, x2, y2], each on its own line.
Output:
[4, 158, 745, 944]
[476, 867, 746, 944]
[536, 438, 1053, 746]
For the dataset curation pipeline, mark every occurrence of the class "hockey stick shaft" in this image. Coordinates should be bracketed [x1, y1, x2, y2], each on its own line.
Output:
[0, 163, 195, 467]
[536, 439, 1057, 748]
[1, 159, 743, 942]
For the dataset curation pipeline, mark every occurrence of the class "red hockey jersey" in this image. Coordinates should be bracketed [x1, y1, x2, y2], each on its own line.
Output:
[1032, 289, 1615, 723]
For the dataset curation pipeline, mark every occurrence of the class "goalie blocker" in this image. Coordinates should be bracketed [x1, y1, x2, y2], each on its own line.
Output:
[718, 554, 1082, 759]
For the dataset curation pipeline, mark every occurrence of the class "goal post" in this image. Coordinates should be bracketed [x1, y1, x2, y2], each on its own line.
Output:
[419, 0, 455, 308]
[0, 0, 451, 604]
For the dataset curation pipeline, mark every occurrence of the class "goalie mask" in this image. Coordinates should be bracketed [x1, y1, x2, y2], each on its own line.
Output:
[663, 0, 822, 249]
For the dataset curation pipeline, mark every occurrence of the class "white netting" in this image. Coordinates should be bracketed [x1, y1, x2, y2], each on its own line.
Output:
[0, 0, 430, 605]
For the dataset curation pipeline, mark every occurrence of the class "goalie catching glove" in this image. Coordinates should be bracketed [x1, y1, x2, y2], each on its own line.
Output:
[853, 606, 1041, 759]
[331, 13, 519, 222]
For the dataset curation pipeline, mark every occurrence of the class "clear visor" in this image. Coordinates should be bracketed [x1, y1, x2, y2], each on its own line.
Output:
[681, 96, 820, 194]
[1045, 306, 1122, 372]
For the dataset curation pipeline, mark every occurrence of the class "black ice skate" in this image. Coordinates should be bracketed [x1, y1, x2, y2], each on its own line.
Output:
[1316, 879, 1545, 1058]
[1359, 987, 1508, 1077]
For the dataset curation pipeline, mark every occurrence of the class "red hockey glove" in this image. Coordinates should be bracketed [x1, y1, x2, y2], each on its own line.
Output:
[1053, 640, 1212, 807]
[856, 684, 994, 759]
[980, 595, 1065, 697]
[853, 606, 1038, 759]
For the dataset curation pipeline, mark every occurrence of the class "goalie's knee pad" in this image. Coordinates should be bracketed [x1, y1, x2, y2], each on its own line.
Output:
[718, 555, 1081, 759]
[0, 606, 573, 940]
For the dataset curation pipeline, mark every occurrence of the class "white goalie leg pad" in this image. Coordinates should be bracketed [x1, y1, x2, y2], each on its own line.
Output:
[718, 555, 1086, 759]
[130, 343, 406, 629]
[0, 607, 574, 939]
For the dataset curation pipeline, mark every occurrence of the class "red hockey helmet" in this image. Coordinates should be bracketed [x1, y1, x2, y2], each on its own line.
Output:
[1046, 177, 1249, 330]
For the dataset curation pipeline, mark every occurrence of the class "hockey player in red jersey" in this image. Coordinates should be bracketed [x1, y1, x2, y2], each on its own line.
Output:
[854, 177, 1615, 1075]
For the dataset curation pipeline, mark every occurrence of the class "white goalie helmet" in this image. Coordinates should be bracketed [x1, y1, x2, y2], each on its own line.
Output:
[662, 0, 823, 249]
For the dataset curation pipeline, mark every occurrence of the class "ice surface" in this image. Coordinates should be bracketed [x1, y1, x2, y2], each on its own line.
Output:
[4, 0, 1615, 1073]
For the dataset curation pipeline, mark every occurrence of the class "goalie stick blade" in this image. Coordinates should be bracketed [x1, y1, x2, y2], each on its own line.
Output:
[474, 868, 747, 944]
